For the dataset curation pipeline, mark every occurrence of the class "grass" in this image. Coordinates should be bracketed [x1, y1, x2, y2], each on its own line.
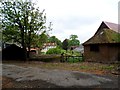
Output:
[3, 61, 118, 75]
[99, 65, 115, 70]
[30, 54, 84, 63]
[67, 56, 83, 63]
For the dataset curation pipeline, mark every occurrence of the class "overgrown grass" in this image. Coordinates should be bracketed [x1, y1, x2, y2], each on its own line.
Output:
[99, 65, 115, 70]
[67, 57, 83, 63]
[3, 61, 118, 75]
[61, 50, 83, 63]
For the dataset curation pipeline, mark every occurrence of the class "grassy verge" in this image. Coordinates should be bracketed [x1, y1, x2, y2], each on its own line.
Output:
[2, 61, 118, 75]
[67, 57, 83, 63]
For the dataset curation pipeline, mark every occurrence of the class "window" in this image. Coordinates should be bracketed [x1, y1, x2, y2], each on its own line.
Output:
[90, 44, 99, 52]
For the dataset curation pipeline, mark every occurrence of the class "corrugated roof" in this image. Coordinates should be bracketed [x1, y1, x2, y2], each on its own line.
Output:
[104, 21, 119, 33]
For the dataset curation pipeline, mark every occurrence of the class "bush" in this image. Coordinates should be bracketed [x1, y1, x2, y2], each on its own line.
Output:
[46, 48, 61, 54]
[61, 50, 81, 56]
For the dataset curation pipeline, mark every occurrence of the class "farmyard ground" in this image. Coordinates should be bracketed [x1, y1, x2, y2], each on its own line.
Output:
[1, 61, 119, 89]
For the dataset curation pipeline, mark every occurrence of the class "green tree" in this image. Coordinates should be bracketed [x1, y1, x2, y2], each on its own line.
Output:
[62, 39, 69, 52]
[48, 36, 62, 48]
[69, 35, 80, 48]
[32, 32, 49, 48]
[70, 34, 78, 40]
[1, 0, 51, 60]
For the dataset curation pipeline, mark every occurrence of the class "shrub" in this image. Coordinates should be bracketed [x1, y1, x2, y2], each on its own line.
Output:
[61, 50, 81, 56]
[46, 48, 61, 54]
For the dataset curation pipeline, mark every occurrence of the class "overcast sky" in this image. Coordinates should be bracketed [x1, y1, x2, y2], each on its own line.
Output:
[34, 0, 119, 43]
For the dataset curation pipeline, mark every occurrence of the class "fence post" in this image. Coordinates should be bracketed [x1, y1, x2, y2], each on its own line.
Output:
[82, 54, 84, 61]
[72, 56, 74, 63]
[60, 53, 64, 62]
[78, 56, 80, 62]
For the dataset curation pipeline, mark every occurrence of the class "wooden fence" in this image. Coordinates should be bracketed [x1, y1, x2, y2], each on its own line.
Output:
[60, 54, 84, 62]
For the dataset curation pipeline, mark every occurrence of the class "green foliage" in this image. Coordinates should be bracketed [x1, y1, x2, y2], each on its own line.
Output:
[61, 49, 66, 54]
[62, 39, 69, 51]
[46, 48, 61, 54]
[48, 36, 62, 48]
[1, 0, 52, 56]
[32, 32, 48, 48]
[100, 65, 115, 70]
[60, 48, 83, 63]
[67, 56, 83, 63]
[73, 51, 81, 56]
[68, 34, 80, 48]
[70, 34, 78, 40]
[84, 29, 120, 45]
[61, 49, 81, 56]
[104, 29, 120, 42]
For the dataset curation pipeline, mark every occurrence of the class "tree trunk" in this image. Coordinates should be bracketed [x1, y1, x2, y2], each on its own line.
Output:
[27, 26, 32, 59]
[23, 11, 28, 61]
[17, 15, 27, 61]
[21, 30, 27, 61]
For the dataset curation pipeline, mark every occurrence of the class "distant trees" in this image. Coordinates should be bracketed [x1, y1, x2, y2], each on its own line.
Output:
[1, 0, 52, 60]
[69, 35, 80, 48]
[62, 35, 80, 51]
[48, 36, 62, 48]
[31, 32, 49, 48]
[62, 39, 69, 52]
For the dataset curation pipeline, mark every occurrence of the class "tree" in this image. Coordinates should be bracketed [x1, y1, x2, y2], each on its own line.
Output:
[62, 39, 69, 52]
[1, 0, 52, 60]
[70, 35, 78, 40]
[32, 32, 48, 48]
[68, 35, 80, 48]
[48, 36, 62, 48]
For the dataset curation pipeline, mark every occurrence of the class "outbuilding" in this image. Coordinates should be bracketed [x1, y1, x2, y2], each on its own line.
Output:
[2, 44, 25, 60]
[83, 21, 120, 63]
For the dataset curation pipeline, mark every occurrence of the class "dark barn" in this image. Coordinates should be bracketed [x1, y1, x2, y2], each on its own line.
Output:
[2, 44, 25, 60]
[83, 21, 120, 63]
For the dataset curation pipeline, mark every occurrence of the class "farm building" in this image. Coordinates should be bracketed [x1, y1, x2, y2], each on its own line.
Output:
[41, 43, 57, 53]
[83, 21, 120, 63]
[2, 44, 25, 60]
[72, 45, 84, 54]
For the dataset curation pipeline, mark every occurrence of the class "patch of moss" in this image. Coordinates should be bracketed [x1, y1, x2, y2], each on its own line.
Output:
[104, 29, 120, 43]
[83, 29, 120, 45]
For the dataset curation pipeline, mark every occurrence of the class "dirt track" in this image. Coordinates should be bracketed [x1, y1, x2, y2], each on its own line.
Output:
[2, 64, 119, 89]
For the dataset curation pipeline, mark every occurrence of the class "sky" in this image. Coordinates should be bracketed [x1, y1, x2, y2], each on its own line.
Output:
[34, 0, 119, 43]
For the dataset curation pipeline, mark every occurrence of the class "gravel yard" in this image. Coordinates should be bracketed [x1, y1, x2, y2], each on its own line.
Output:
[2, 63, 119, 89]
